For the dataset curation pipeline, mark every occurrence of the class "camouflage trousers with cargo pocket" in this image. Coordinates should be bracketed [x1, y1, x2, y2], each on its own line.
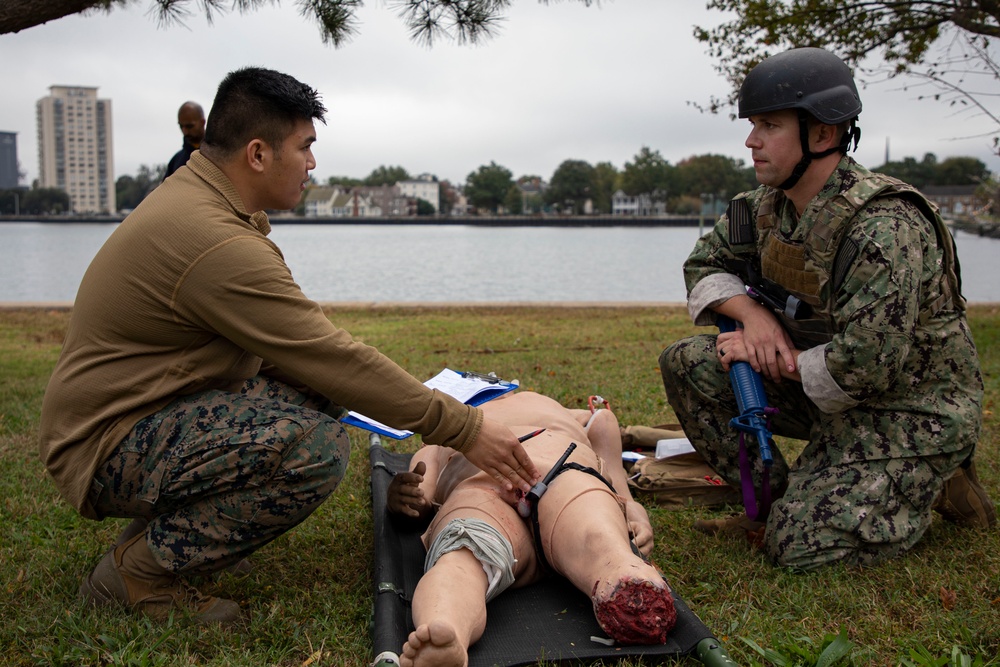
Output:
[659, 335, 975, 571]
[88, 375, 350, 576]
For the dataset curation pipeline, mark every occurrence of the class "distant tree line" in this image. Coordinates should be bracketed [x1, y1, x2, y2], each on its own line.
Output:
[0, 187, 70, 215]
[116, 164, 166, 211]
[2, 150, 990, 217]
[876, 154, 990, 190]
[421, 149, 991, 216]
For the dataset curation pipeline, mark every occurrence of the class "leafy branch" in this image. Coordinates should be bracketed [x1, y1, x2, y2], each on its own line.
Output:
[693, 0, 1000, 149]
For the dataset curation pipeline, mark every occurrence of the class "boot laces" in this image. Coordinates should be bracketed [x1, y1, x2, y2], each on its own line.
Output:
[175, 577, 214, 611]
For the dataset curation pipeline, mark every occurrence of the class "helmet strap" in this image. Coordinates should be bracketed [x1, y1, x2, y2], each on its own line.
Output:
[840, 119, 861, 153]
[777, 111, 860, 191]
[777, 110, 814, 190]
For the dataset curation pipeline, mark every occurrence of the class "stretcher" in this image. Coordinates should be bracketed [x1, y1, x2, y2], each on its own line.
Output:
[368, 441, 739, 666]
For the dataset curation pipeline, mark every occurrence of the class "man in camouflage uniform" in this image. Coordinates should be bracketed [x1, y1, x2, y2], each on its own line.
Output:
[659, 47, 994, 570]
[40, 68, 539, 625]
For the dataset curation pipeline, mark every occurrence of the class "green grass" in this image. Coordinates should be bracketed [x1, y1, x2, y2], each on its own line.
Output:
[2, 305, 998, 667]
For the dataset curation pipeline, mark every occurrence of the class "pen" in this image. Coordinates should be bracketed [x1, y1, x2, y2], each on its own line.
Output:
[517, 428, 546, 443]
[460, 370, 504, 384]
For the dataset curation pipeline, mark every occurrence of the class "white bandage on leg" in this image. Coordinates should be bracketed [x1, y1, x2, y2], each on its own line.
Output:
[424, 518, 516, 602]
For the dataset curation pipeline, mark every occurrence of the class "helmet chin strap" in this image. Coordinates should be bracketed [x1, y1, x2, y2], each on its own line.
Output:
[777, 110, 860, 190]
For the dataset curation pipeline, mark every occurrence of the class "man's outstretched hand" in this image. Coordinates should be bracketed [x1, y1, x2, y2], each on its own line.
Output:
[463, 417, 540, 494]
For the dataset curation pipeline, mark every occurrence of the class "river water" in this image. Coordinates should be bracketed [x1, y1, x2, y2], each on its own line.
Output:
[1, 222, 997, 303]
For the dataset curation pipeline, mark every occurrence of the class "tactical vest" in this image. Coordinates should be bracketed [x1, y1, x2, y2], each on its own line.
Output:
[728, 174, 965, 349]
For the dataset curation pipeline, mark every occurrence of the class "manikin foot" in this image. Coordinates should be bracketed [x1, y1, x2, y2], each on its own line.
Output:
[400, 620, 468, 667]
[592, 576, 677, 645]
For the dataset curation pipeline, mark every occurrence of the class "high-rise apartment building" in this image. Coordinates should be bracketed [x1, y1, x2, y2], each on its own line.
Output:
[0, 131, 18, 189]
[36, 86, 115, 213]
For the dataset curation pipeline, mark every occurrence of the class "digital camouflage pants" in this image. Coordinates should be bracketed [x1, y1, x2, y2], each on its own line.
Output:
[660, 335, 972, 571]
[88, 375, 350, 575]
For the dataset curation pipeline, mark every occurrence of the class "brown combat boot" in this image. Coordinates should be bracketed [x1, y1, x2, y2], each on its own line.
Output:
[80, 532, 241, 624]
[693, 514, 766, 547]
[113, 518, 253, 577]
[933, 462, 997, 530]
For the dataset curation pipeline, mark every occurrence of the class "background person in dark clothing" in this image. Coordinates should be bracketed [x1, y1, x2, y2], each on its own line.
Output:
[163, 101, 205, 180]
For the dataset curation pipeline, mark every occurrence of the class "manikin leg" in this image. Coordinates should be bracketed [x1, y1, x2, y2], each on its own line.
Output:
[400, 549, 489, 667]
[539, 480, 675, 644]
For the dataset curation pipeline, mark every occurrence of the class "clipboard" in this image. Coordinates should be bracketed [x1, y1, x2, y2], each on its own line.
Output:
[342, 368, 518, 439]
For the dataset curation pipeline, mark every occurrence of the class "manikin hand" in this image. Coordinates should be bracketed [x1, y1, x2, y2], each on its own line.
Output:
[387, 461, 431, 520]
[626, 500, 654, 557]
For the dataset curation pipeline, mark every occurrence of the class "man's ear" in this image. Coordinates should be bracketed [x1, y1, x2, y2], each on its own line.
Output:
[245, 139, 269, 174]
[811, 122, 839, 152]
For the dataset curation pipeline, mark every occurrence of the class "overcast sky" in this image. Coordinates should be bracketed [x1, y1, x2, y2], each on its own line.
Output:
[2, 1, 998, 187]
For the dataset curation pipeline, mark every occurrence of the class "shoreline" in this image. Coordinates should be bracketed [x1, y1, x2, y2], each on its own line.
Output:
[4, 301, 999, 311]
[0, 301, 691, 310]
[0, 214, 704, 227]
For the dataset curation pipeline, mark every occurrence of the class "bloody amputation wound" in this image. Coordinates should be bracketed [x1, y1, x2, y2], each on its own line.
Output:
[591, 578, 677, 645]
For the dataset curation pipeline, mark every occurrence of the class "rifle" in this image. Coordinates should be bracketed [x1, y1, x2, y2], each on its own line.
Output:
[724, 258, 811, 321]
[717, 315, 774, 468]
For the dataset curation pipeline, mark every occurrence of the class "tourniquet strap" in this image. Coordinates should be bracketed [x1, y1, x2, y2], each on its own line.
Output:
[527, 462, 637, 574]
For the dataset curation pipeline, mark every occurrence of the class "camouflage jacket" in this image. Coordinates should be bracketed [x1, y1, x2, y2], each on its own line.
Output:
[684, 156, 982, 430]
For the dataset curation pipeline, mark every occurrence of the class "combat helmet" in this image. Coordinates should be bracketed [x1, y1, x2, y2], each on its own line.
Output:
[739, 47, 862, 189]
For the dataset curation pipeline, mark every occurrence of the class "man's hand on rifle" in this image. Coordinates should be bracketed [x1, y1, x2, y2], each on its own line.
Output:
[717, 327, 801, 384]
[716, 329, 747, 372]
[716, 295, 797, 383]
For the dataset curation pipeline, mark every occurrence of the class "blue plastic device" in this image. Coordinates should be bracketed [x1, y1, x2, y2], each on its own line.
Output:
[717, 315, 774, 467]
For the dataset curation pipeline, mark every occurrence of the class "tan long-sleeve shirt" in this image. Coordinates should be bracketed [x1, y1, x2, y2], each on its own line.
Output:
[39, 152, 481, 518]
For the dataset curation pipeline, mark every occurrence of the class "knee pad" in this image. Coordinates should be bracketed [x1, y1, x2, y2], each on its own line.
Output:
[424, 518, 516, 602]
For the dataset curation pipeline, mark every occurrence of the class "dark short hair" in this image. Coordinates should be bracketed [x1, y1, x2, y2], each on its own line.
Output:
[203, 67, 327, 158]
